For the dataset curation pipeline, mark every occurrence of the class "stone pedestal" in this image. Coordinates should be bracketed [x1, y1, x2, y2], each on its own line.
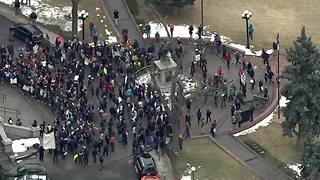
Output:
[154, 58, 177, 87]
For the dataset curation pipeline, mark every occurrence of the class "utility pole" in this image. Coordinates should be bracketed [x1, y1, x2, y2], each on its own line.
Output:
[201, 0, 204, 31]
[71, 0, 79, 38]
[277, 33, 280, 119]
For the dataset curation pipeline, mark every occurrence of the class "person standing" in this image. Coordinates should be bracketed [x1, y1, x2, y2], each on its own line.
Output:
[185, 123, 190, 138]
[92, 148, 97, 163]
[14, 0, 20, 15]
[188, 25, 194, 38]
[178, 135, 184, 150]
[145, 24, 151, 38]
[197, 25, 203, 40]
[248, 24, 254, 39]
[39, 146, 45, 161]
[169, 24, 174, 37]
[99, 155, 104, 171]
[186, 99, 191, 111]
[113, 9, 119, 26]
[210, 120, 217, 137]
[196, 109, 202, 125]
[200, 118, 205, 135]
[234, 51, 240, 65]
[110, 135, 116, 152]
[185, 114, 191, 126]
[206, 109, 212, 123]
[226, 52, 231, 69]
[103, 142, 109, 157]
[53, 147, 58, 162]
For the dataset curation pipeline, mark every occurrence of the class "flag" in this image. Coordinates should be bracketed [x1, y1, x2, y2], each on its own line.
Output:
[43, 132, 56, 150]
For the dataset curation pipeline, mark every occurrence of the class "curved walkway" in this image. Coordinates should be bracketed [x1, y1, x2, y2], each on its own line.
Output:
[100, 0, 144, 45]
[100, 1, 292, 179]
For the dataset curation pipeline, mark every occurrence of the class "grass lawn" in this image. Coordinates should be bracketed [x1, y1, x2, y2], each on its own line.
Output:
[138, 0, 320, 52]
[239, 122, 302, 178]
[45, 0, 116, 42]
[239, 122, 302, 164]
[170, 137, 260, 180]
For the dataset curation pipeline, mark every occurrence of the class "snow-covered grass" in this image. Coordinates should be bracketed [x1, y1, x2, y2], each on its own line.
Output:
[0, 0, 118, 43]
[1, 0, 80, 32]
[12, 138, 40, 153]
[234, 95, 288, 136]
[287, 163, 302, 178]
[142, 21, 273, 56]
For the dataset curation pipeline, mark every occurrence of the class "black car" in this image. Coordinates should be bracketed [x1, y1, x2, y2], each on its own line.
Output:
[134, 153, 158, 179]
[14, 163, 48, 180]
[10, 23, 44, 44]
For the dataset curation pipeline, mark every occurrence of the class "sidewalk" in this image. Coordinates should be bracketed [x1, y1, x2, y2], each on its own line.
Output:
[0, 3, 58, 43]
[100, 0, 144, 45]
[149, 150, 174, 180]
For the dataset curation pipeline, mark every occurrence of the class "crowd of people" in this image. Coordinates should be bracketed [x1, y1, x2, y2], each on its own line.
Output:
[0, 28, 173, 168]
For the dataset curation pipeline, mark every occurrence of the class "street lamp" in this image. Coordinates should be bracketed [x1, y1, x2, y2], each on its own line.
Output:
[78, 10, 89, 41]
[241, 10, 252, 49]
[191, 166, 196, 180]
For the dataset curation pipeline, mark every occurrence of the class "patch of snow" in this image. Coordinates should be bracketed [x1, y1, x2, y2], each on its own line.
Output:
[287, 163, 302, 178]
[143, 21, 273, 57]
[234, 96, 288, 136]
[12, 138, 40, 153]
[181, 175, 191, 180]
[142, 22, 210, 39]
[1, 0, 82, 32]
[280, 95, 289, 107]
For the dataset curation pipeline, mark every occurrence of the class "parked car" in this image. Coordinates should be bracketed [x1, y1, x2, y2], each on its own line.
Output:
[134, 153, 159, 179]
[9, 23, 44, 44]
[14, 163, 48, 180]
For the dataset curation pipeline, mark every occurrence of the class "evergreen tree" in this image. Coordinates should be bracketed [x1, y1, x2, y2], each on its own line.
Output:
[301, 142, 320, 179]
[282, 27, 320, 151]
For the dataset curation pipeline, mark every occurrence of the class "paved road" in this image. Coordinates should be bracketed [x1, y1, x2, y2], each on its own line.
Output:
[0, 15, 24, 50]
[18, 154, 135, 180]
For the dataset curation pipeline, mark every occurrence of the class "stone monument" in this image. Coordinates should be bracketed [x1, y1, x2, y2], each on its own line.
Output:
[154, 52, 177, 88]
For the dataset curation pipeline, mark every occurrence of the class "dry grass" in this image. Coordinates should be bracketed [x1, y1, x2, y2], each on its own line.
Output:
[239, 122, 302, 164]
[142, 0, 320, 52]
[171, 137, 260, 180]
[46, 0, 115, 42]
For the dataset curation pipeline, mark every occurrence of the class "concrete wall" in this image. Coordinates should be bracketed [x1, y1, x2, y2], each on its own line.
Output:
[2, 123, 40, 139]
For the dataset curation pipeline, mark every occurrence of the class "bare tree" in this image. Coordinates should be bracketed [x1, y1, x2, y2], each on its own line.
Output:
[71, 0, 79, 37]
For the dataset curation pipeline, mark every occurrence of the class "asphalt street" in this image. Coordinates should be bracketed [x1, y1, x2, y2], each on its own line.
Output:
[0, 15, 24, 48]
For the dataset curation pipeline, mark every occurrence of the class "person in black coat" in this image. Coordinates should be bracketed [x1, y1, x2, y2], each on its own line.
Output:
[39, 146, 45, 161]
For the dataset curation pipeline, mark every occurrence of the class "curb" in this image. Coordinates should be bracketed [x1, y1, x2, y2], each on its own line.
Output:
[99, 0, 122, 41]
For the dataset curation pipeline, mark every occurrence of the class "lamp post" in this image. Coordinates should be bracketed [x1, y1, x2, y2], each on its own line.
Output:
[276, 33, 280, 119]
[78, 10, 89, 41]
[241, 10, 252, 49]
[191, 166, 196, 180]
